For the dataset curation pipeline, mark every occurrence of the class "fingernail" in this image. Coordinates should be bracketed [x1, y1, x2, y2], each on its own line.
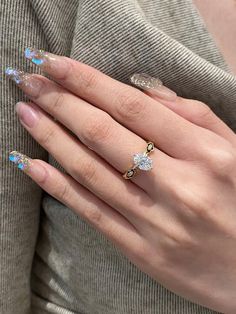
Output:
[24, 47, 68, 79]
[130, 73, 177, 101]
[9, 151, 31, 171]
[5, 67, 28, 84]
[5, 67, 43, 98]
[9, 151, 47, 182]
[15, 102, 39, 128]
[24, 48, 47, 65]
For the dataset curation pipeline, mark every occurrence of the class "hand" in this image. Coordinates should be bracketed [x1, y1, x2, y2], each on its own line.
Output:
[6, 48, 236, 313]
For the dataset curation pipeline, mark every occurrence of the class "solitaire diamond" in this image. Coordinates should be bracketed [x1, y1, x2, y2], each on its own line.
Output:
[133, 153, 152, 171]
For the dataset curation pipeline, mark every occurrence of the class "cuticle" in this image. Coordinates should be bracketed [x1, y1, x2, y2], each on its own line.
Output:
[27, 75, 45, 99]
[34, 160, 49, 184]
[55, 56, 72, 81]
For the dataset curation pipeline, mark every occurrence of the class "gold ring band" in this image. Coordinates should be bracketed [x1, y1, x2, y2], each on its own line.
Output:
[123, 142, 154, 179]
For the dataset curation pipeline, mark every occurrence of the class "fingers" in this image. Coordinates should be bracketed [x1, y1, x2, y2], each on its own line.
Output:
[8, 152, 141, 250]
[15, 100, 163, 228]
[8, 70, 175, 190]
[20, 48, 213, 160]
[145, 89, 236, 145]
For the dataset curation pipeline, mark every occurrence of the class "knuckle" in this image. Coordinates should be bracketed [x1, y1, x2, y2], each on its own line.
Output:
[82, 205, 103, 226]
[162, 233, 198, 267]
[115, 89, 146, 121]
[145, 216, 195, 252]
[77, 70, 98, 96]
[52, 92, 65, 112]
[167, 231, 196, 252]
[39, 126, 56, 148]
[81, 113, 113, 145]
[170, 182, 213, 220]
[54, 181, 71, 202]
[72, 157, 98, 186]
[206, 146, 236, 178]
[194, 101, 214, 123]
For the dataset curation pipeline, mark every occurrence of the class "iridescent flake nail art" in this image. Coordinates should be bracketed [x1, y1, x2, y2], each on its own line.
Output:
[25, 47, 47, 65]
[9, 151, 30, 170]
[5, 67, 37, 91]
[5, 67, 25, 84]
[130, 73, 163, 90]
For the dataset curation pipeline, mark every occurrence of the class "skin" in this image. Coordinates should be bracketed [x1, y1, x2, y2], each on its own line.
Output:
[9, 54, 236, 313]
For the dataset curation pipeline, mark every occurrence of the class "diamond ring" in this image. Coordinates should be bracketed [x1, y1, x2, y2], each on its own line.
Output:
[123, 142, 154, 179]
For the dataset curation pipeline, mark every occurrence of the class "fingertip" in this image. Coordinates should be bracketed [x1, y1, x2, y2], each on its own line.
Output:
[24, 47, 70, 80]
[29, 159, 49, 184]
[130, 73, 177, 101]
[9, 150, 48, 184]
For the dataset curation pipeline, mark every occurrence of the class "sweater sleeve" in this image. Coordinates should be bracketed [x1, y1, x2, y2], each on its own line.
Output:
[0, 5, 46, 314]
[0, 1, 77, 312]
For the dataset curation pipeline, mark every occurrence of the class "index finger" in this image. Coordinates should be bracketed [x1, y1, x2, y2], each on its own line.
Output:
[24, 48, 218, 160]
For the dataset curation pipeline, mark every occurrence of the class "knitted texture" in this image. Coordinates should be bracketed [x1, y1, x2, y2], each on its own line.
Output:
[1, 0, 236, 313]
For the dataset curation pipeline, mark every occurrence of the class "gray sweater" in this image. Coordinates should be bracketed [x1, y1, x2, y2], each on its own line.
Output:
[1, 0, 236, 313]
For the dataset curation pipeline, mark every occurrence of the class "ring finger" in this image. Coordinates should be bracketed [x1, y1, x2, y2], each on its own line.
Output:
[7, 70, 175, 192]
[15, 101, 165, 228]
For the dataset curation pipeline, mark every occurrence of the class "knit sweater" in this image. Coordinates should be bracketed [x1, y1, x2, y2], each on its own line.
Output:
[1, 1, 236, 313]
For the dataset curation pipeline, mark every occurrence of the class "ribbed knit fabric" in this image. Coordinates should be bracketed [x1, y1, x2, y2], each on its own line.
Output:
[1, 0, 236, 313]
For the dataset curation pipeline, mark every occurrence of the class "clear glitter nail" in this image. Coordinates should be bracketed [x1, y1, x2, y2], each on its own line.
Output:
[24, 47, 47, 66]
[5, 67, 25, 84]
[9, 151, 30, 171]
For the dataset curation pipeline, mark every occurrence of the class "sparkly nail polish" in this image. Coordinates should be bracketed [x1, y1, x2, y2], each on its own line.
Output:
[24, 47, 49, 66]
[5, 67, 43, 97]
[5, 67, 34, 86]
[5, 67, 27, 85]
[130, 73, 163, 90]
[24, 47, 68, 79]
[9, 151, 31, 170]
[130, 73, 177, 101]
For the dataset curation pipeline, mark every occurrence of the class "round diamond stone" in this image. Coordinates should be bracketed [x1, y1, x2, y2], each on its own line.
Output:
[133, 153, 152, 171]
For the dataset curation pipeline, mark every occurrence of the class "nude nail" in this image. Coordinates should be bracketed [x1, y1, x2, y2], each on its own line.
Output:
[24, 47, 68, 79]
[15, 102, 39, 128]
[5, 67, 43, 97]
[130, 73, 177, 101]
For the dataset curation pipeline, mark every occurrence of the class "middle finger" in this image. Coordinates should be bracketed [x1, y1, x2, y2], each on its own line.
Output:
[15, 100, 155, 228]
[6, 70, 175, 191]
[6, 63, 205, 162]
[23, 50, 215, 160]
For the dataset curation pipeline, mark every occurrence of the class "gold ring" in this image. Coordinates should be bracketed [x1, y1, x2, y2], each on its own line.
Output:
[123, 142, 154, 179]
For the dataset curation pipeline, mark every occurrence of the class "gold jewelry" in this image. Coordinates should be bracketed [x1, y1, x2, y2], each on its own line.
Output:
[123, 142, 154, 179]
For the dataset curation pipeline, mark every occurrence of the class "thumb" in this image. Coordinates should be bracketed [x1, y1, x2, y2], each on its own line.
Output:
[130, 73, 235, 143]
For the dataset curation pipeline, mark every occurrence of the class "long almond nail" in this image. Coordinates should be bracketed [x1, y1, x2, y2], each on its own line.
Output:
[24, 47, 68, 79]
[5, 67, 29, 85]
[9, 151, 31, 171]
[25, 48, 50, 66]
[9, 151, 47, 182]
[130, 73, 177, 101]
[15, 102, 39, 128]
[5, 67, 43, 97]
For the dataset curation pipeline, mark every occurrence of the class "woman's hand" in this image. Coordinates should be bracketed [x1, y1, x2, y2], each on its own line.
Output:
[6, 48, 236, 313]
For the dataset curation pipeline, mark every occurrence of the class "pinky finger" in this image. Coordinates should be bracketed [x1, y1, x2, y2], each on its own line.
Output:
[130, 73, 236, 144]
[9, 150, 140, 250]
